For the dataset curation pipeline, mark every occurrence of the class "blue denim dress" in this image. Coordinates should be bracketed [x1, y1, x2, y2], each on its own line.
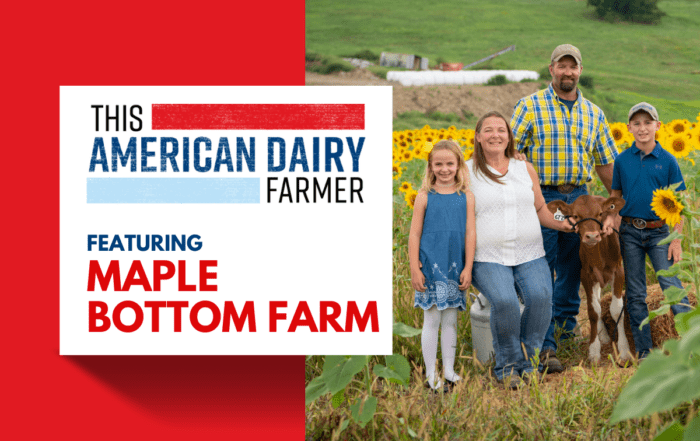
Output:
[414, 191, 467, 311]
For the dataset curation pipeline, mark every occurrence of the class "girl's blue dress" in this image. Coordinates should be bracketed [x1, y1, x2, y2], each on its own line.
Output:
[414, 191, 468, 311]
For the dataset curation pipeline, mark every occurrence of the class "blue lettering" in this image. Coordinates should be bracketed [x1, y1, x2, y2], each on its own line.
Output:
[89, 138, 109, 172]
[194, 137, 212, 172]
[111, 137, 137, 172]
[268, 137, 285, 172]
[160, 138, 179, 172]
[325, 137, 344, 172]
[141, 137, 157, 172]
[237, 137, 255, 172]
[214, 137, 234, 172]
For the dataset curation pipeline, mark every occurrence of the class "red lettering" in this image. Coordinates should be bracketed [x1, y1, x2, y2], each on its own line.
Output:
[177, 260, 196, 291]
[153, 261, 176, 291]
[87, 260, 121, 291]
[320, 301, 344, 332]
[345, 301, 379, 332]
[269, 301, 287, 332]
[222, 301, 256, 332]
[112, 301, 144, 332]
[144, 301, 167, 332]
[122, 260, 152, 291]
[288, 301, 318, 332]
[167, 301, 189, 332]
[199, 260, 218, 291]
[190, 301, 221, 332]
[89, 301, 111, 332]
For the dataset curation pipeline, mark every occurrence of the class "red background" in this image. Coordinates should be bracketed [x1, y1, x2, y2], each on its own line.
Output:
[5, 1, 306, 438]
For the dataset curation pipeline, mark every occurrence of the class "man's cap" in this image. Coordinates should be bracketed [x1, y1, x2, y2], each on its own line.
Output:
[551, 44, 582, 66]
[628, 102, 659, 122]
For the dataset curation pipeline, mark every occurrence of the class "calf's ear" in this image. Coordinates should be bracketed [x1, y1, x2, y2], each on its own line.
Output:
[603, 197, 625, 214]
[547, 200, 572, 216]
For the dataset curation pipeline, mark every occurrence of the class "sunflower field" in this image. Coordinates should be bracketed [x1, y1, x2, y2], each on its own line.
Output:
[393, 113, 700, 207]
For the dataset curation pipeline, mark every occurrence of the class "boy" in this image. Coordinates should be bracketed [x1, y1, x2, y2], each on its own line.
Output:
[610, 102, 692, 359]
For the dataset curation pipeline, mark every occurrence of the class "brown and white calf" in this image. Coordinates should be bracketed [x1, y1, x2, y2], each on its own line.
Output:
[548, 195, 633, 364]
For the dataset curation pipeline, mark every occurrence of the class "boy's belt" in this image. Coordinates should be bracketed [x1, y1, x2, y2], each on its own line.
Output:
[541, 184, 582, 194]
[622, 217, 665, 230]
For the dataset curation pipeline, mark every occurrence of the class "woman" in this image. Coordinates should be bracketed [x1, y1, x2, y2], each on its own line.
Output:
[466, 111, 572, 389]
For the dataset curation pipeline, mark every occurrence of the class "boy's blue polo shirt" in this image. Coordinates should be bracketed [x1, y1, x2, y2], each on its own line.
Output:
[612, 141, 686, 220]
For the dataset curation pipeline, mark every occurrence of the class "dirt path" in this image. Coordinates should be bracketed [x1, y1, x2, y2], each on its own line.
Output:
[306, 70, 543, 120]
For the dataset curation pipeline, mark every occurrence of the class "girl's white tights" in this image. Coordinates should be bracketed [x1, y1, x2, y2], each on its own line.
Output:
[422, 307, 460, 389]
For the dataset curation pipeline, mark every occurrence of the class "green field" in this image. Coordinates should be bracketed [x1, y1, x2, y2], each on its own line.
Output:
[307, 0, 700, 122]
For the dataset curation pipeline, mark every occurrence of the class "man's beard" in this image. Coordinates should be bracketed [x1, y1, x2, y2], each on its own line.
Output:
[559, 79, 576, 92]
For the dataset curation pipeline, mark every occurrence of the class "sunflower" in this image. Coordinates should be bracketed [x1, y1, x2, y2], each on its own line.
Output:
[401, 150, 413, 162]
[399, 181, 413, 193]
[664, 134, 693, 158]
[609, 122, 629, 146]
[650, 188, 684, 227]
[665, 119, 691, 135]
[405, 189, 418, 209]
[392, 162, 403, 180]
[689, 126, 700, 151]
[463, 148, 474, 161]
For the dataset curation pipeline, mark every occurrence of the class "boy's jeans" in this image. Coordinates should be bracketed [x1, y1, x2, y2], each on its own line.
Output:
[620, 222, 692, 357]
[541, 185, 588, 352]
[472, 257, 552, 380]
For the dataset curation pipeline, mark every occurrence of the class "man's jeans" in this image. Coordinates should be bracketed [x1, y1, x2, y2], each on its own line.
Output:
[472, 257, 552, 380]
[541, 185, 588, 352]
[620, 222, 691, 357]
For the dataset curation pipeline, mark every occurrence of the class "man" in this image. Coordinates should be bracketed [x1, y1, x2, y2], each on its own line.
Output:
[510, 44, 618, 373]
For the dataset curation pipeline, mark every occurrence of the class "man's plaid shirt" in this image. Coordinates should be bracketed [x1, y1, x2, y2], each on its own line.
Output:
[510, 84, 618, 186]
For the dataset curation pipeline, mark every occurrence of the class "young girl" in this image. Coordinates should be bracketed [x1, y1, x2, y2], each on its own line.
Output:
[409, 139, 476, 392]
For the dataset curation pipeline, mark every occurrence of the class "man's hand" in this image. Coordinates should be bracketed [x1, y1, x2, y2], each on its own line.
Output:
[668, 239, 682, 264]
[513, 151, 527, 161]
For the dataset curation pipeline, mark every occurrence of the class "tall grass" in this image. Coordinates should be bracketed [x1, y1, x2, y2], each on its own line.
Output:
[305, 202, 699, 440]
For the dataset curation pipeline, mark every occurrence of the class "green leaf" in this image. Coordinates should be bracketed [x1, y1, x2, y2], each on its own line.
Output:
[373, 355, 411, 385]
[350, 396, 377, 428]
[610, 344, 700, 422]
[678, 271, 695, 283]
[654, 421, 683, 441]
[324, 355, 368, 394]
[393, 321, 422, 337]
[338, 419, 349, 434]
[657, 267, 680, 278]
[652, 421, 684, 441]
[657, 231, 683, 246]
[305, 375, 330, 406]
[661, 286, 689, 305]
[641, 305, 670, 329]
[386, 354, 412, 380]
[675, 306, 700, 335]
[678, 324, 700, 355]
[331, 389, 345, 408]
[683, 414, 700, 441]
[691, 217, 700, 229]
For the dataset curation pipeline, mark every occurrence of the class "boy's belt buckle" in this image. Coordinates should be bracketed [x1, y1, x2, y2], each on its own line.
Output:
[558, 184, 575, 194]
[633, 218, 647, 229]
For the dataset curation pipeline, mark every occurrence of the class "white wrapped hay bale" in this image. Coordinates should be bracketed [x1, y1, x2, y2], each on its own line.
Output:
[387, 70, 539, 86]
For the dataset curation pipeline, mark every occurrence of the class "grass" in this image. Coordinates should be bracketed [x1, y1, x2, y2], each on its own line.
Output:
[307, 0, 700, 105]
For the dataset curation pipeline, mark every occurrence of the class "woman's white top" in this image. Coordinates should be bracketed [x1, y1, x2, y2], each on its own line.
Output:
[466, 158, 545, 265]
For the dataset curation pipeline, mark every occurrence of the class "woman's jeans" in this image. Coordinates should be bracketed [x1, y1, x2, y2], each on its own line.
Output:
[620, 222, 691, 357]
[472, 257, 552, 379]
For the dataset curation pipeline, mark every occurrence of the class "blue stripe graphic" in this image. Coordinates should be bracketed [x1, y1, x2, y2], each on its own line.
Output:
[87, 178, 260, 203]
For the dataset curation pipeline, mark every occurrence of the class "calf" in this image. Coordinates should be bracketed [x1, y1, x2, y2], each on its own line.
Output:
[548, 195, 633, 364]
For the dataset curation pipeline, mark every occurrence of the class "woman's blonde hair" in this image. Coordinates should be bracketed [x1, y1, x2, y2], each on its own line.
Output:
[420, 139, 470, 194]
[472, 111, 515, 185]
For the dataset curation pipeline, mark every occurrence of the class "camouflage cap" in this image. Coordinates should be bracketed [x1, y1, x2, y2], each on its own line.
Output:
[628, 102, 659, 122]
[551, 44, 582, 66]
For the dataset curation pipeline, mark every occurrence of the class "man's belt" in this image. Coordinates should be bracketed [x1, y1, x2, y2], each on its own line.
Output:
[622, 217, 665, 230]
[541, 184, 582, 194]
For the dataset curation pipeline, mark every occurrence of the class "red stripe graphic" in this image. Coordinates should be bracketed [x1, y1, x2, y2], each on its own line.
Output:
[152, 104, 365, 130]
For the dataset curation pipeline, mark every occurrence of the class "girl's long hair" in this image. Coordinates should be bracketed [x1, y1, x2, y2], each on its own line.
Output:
[420, 139, 469, 194]
[472, 111, 515, 185]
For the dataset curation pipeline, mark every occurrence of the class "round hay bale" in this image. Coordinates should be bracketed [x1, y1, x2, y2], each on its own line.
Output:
[600, 284, 698, 355]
